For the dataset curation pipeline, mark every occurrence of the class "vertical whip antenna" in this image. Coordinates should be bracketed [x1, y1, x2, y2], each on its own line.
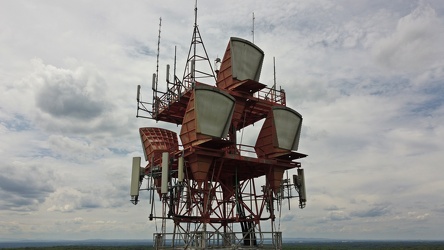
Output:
[174, 46, 179, 96]
[151, 17, 162, 118]
[273, 57, 276, 91]
[193, 0, 198, 82]
[252, 12, 255, 44]
[194, 0, 198, 29]
[156, 17, 162, 91]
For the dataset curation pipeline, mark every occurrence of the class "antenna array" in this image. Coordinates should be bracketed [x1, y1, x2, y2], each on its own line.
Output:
[133, 3, 308, 249]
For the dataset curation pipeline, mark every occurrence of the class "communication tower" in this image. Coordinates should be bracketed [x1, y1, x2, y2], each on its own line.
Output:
[132, 3, 307, 249]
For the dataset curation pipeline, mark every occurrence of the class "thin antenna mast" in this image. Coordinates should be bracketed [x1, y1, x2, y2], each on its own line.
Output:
[194, 0, 198, 29]
[192, 0, 198, 83]
[273, 57, 276, 91]
[287, 170, 291, 210]
[252, 12, 255, 44]
[174, 46, 179, 96]
[156, 17, 162, 92]
[151, 17, 162, 118]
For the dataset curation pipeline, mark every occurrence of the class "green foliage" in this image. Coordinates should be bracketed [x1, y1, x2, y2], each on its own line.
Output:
[3, 247, 154, 250]
[282, 241, 444, 250]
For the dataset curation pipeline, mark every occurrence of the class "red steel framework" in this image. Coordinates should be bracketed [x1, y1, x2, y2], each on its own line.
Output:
[133, 9, 307, 249]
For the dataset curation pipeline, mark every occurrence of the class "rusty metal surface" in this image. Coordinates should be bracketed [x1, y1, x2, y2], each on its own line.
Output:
[139, 127, 178, 165]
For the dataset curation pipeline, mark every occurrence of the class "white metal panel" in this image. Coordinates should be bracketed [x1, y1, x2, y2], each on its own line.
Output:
[297, 168, 306, 202]
[273, 107, 302, 151]
[178, 156, 184, 182]
[161, 152, 169, 194]
[230, 37, 264, 81]
[130, 157, 141, 196]
[195, 87, 235, 138]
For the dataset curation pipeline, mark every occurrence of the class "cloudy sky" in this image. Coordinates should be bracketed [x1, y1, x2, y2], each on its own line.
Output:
[1, 0, 444, 242]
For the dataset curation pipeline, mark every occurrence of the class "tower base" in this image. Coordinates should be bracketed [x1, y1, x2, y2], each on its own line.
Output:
[153, 231, 282, 249]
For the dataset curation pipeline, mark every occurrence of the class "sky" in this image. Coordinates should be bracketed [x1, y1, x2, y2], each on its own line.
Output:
[1, 0, 444, 242]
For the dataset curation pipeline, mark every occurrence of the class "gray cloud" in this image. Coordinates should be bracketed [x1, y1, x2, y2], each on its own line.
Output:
[324, 205, 340, 211]
[35, 64, 106, 120]
[46, 184, 128, 212]
[351, 204, 391, 218]
[328, 211, 351, 221]
[0, 165, 56, 212]
[432, 206, 444, 213]
[6, 60, 139, 139]
[281, 214, 295, 222]
[46, 165, 129, 213]
[125, 39, 156, 58]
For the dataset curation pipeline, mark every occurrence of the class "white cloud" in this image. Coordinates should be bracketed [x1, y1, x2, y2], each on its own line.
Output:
[34, 64, 107, 120]
[373, 2, 444, 73]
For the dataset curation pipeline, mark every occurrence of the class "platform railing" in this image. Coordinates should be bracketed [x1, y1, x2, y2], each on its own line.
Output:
[153, 231, 282, 249]
[153, 82, 286, 119]
[254, 86, 286, 106]
[153, 81, 193, 118]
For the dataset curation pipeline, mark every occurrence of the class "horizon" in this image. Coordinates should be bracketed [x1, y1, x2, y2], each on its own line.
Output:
[2, 237, 444, 242]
